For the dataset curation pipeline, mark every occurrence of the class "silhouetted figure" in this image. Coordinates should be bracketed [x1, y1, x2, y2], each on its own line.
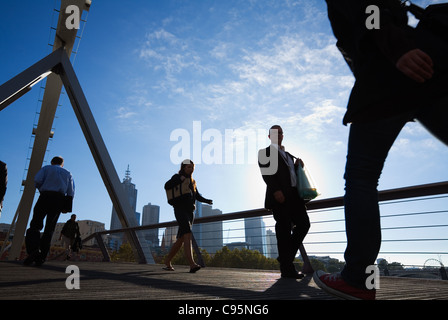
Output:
[314, 0, 448, 300]
[24, 156, 75, 266]
[0, 161, 7, 217]
[163, 159, 212, 273]
[258, 125, 310, 279]
[59, 214, 80, 260]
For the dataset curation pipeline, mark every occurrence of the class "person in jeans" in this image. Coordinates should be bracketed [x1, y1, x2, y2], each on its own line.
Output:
[24, 156, 75, 266]
[314, 0, 448, 299]
[60, 214, 80, 260]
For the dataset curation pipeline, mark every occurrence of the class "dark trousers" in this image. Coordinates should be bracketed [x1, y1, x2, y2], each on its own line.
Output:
[272, 187, 310, 274]
[342, 96, 448, 289]
[25, 191, 65, 260]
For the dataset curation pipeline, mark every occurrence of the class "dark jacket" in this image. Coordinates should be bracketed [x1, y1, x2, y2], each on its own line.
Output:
[258, 146, 300, 209]
[0, 161, 7, 207]
[61, 219, 80, 239]
[326, 0, 448, 125]
[164, 174, 211, 210]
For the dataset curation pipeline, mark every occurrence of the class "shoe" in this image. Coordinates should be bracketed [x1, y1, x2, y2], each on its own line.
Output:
[313, 270, 376, 300]
[189, 265, 201, 273]
[34, 257, 45, 267]
[281, 271, 305, 279]
[162, 266, 175, 271]
[280, 262, 304, 279]
[23, 250, 41, 266]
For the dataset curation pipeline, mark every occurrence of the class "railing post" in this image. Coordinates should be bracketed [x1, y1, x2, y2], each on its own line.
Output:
[192, 234, 205, 267]
[299, 244, 314, 274]
[440, 267, 448, 280]
[95, 233, 111, 262]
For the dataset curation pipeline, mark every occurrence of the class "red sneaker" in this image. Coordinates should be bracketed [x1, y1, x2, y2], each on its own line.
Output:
[313, 270, 376, 300]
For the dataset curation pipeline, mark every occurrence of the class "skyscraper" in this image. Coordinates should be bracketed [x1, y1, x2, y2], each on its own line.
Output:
[265, 229, 278, 259]
[244, 216, 267, 255]
[192, 202, 223, 254]
[109, 166, 139, 250]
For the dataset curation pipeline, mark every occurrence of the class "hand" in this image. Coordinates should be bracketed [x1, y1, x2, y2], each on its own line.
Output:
[180, 175, 185, 181]
[207, 200, 213, 205]
[273, 190, 285, 204]
[396, 49, 434, 83]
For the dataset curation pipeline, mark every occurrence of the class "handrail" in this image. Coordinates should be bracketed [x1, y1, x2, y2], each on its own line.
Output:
[83, 181, 448, 244]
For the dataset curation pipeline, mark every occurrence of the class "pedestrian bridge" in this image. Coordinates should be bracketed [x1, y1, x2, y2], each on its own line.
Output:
[1, 182, 447, 302]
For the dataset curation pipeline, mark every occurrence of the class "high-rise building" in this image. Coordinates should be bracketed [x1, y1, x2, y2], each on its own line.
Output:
[192, 202, 223, 254]
[142, 203, 160, 247]
[265, 229, 278, 259]
[110, 166, 139, 231]
[244, 216, 266, 255]
[108, 166, 140, 250]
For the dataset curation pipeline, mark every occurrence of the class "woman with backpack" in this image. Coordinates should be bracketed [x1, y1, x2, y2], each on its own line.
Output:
[163, 159, 212, 273]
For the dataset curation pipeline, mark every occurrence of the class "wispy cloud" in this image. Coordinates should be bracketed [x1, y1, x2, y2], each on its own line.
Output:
[120, 1, 352, 141]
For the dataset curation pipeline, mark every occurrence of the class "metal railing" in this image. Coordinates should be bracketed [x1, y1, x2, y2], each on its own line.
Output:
[82, 181, 448, 275]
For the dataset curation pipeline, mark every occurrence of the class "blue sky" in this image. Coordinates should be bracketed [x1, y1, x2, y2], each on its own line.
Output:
[1, 0, 447, 266]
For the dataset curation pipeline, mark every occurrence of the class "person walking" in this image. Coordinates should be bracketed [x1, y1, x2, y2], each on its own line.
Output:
[314, 0, 448, 300]
[60, 214, 80, 260]
[24, 156, 75, 266]
[0, 161, 7, 217]
[163, 159, 212, 273]
[258, 125, 310, 279]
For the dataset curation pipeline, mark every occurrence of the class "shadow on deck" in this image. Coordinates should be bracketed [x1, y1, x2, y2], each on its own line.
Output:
[1, 261, 447, 301]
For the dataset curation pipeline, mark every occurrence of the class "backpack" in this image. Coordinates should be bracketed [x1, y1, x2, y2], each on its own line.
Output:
[164, 176, 192, 206]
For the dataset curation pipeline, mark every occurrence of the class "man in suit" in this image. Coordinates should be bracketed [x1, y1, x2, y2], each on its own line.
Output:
[258, 125, 310, 279]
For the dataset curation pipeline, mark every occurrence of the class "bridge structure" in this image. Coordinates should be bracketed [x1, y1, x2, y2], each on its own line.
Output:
[0, 0, 152, 264]
[2, 181, 447, 300]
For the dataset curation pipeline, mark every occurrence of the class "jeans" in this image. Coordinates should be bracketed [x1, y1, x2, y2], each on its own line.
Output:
[341, 96, 448, 289]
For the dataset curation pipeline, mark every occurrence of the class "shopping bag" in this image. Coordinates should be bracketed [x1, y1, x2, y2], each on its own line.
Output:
[296, 165, 320, 201]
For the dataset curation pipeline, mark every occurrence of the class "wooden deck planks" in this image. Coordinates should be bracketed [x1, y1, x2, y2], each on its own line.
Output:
[0, 261, 446, 300]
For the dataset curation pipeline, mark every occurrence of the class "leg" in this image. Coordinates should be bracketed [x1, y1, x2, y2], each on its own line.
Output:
[342, 114, 408, 289]
[38, 193, 64, 262]
[182, 232, 198, 269]
[39, 210, 61, 260]
[272, 203, 297, 276]
[62, 235, 72, 259]
[25, 195, 47, 256]
[289, 195, 310, 263]
[164, 237, 183, 268]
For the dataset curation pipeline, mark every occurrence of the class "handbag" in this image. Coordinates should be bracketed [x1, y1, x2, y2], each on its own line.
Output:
[62, 195, 73, 213]
[296, 164, 320, 201]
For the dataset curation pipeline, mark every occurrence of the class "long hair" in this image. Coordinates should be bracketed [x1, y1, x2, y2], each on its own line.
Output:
[179, 159, 197, 192]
